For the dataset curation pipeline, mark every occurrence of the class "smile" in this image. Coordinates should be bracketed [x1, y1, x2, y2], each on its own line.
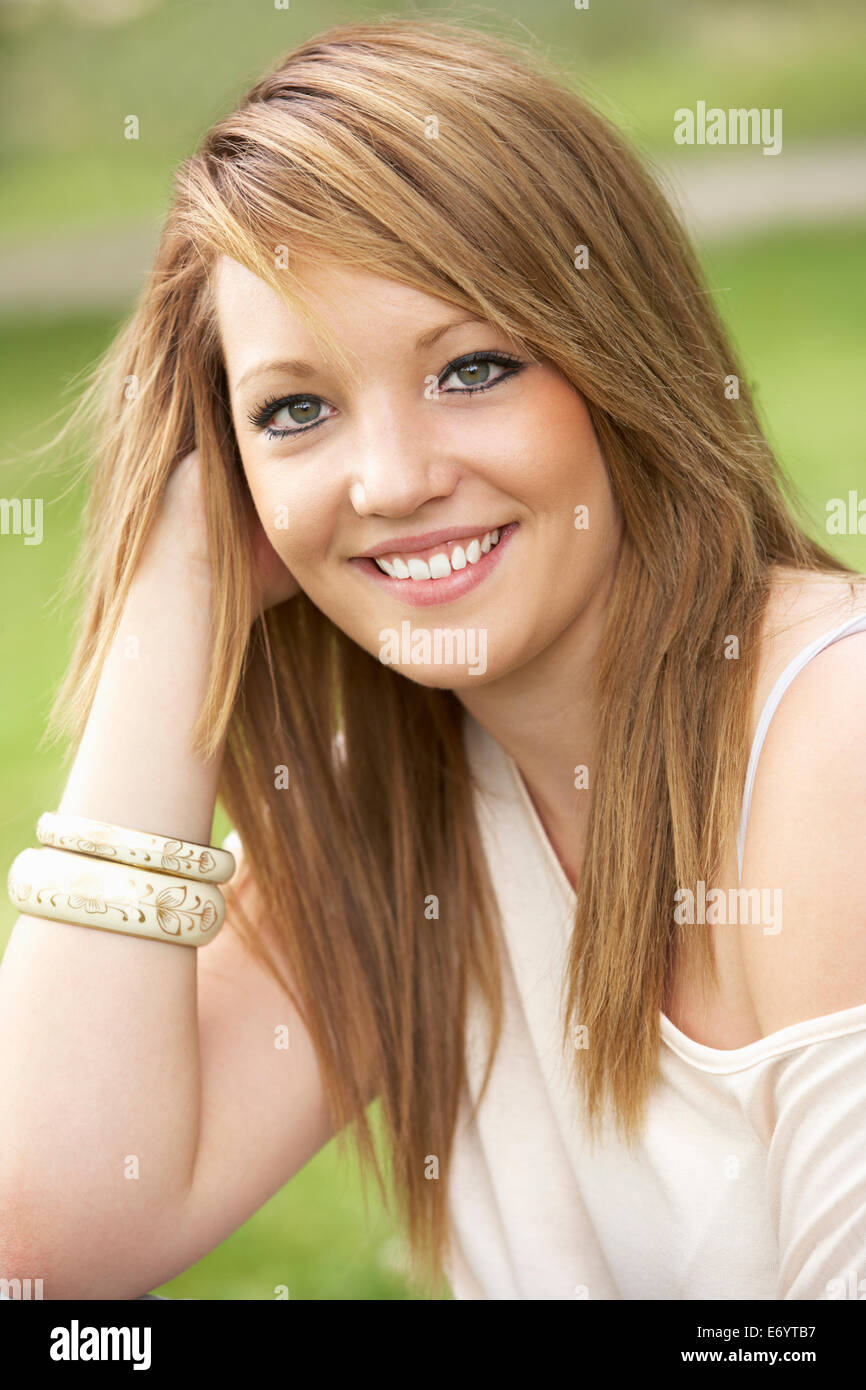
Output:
[350, 522, 519, 608]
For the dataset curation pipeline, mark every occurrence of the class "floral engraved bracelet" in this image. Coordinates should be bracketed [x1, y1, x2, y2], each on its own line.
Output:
[36, 812, 236, 884]
[8, 846, 225, 947]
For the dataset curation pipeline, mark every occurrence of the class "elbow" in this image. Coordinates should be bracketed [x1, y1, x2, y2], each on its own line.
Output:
[0, 1194, 168, 1300]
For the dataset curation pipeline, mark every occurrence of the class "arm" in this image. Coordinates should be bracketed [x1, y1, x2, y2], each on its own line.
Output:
[737, 626, 866, 1298]
[738, 628, 866, 1033]
[0, 838, 357, 1299]
[760, 1023, 866, 1300]
[0, 464, 217, 1281]
[0, 452, 324, 1298]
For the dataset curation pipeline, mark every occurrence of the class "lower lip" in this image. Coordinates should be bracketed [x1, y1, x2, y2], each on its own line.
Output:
[350, 523, 519, 608]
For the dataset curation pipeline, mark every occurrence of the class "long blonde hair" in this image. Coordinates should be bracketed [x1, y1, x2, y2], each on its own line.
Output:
[45, 18, 853, 1294]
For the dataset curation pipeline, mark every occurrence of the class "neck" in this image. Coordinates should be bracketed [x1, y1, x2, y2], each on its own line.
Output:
[455, 563, 615, 893]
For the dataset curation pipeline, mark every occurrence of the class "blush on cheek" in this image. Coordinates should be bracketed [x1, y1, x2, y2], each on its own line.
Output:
[266, 468, 341, 545]
[249, 480, 323, 567]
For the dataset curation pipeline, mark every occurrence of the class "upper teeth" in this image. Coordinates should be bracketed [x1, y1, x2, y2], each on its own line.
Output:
[374, 529, 502, 580]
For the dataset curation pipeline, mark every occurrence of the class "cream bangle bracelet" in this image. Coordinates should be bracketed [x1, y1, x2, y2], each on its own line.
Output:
[8, 847, 225, 947]
[36, 812, 235, 884]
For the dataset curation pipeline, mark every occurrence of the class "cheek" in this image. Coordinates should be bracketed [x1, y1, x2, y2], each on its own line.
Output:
[499, 383, 612, 519]
[247, 462, 340, 571]
[511, 390, 619, 594]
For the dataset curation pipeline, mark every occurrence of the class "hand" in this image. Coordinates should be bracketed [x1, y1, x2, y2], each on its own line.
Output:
[140, 451, 300, 623]
[246, 499, 301, 619]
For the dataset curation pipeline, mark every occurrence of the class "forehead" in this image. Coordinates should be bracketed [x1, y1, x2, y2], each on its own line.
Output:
[213, 254, 456, 353]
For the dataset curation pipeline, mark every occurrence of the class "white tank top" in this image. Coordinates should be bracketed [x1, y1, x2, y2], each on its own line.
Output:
[446, 612, 866, 1300]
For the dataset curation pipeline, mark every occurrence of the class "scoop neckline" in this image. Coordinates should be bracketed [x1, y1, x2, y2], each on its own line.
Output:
[479, 713, 866, 1072]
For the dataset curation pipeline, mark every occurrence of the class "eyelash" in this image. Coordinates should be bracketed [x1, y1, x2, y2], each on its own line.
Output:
[246, 350, 526, 440]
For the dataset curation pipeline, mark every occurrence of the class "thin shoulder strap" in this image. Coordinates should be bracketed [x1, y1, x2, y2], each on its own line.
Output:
[737, 610, 866, 885]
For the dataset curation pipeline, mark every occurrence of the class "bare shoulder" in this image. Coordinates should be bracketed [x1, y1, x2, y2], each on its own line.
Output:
[753, 565, 866, 690]
[738, 565, 866, 1036]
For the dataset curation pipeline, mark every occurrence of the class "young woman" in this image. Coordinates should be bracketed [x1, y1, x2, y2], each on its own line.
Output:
[2, 19, 865, 1302]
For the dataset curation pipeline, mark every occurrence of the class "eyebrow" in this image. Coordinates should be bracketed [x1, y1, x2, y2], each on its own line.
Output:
[233, 315, 488, 394]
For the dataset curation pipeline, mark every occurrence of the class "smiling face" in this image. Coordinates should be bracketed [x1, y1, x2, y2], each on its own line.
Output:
[214, 255, 622, 687]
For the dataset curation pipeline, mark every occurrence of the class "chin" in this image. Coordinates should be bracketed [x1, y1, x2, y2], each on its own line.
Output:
[383, 662, 497, 691]
[370, 612, 497, 686]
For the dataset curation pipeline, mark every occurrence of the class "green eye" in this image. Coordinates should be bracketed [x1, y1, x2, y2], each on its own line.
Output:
[438, 351, 525, 395]
[284, 398, 321, 425]
[247, 391, 336, 438]
[454, 361, 492, 386]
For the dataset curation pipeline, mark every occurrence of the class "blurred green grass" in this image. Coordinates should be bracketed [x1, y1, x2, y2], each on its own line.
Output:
[1, 0, 865, 239]
[1, 219, 864, 1298]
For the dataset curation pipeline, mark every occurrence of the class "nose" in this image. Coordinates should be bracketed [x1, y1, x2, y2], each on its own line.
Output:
[348, 408, 460, 519]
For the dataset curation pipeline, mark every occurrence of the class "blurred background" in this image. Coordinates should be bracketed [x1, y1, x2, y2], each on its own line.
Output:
[1, 0, 864, 1299]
